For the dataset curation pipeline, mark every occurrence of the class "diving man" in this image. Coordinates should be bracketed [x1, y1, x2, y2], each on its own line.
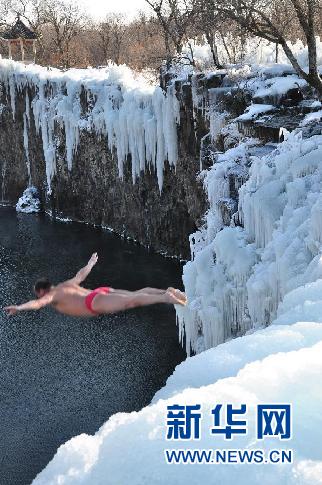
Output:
[4, 253, 187, 317]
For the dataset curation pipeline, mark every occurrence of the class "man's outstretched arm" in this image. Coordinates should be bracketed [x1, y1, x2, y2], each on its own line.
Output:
[4, 293, 53, 315]
[69, 252, 98, 285]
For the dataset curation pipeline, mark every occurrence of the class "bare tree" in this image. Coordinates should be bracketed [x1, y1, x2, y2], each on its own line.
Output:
[192, 1, 224, 67]
[145, 0, 196, 64]
[204, 0, 322, 95]
[123, 13, 168, 70]
[11, 0, 44, 32]
[97, 13, 126, 65]
[0, 0, 13, 26]
[40, 0, 86, 68]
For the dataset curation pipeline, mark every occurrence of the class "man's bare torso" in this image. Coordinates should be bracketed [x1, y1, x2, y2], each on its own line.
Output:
[3, 252, 187, 318]
[50, 282, 95, 317]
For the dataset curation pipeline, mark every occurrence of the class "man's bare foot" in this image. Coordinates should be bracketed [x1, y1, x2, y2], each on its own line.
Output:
[167, 287, 187, 305]
[175, 289, 187, 304]
[165, 289, 187, 306]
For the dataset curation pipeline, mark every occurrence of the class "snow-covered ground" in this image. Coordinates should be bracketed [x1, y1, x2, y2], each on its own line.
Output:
[180, 35, 322, 72]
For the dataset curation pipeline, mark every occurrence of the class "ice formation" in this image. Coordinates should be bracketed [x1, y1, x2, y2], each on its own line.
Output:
[0, 59, 180, 193]
[177, 130, 322, 354]
[16, 186, 40, 213]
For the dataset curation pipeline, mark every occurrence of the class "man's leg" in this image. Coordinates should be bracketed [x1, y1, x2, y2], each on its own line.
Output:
[110, 288, 166, 296]
[132, 288, 186, 300]
[114, 287, 187, 304]
[134, 287, 166, 295]
[113, 287, 186, 303]
[92, 289, 185, 314]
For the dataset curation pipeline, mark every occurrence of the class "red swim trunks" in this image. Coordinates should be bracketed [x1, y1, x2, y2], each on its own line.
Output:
[85, 287, 111, 315]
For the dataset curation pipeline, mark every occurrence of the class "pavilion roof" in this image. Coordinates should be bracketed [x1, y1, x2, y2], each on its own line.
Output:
[1, 18, 39, 41]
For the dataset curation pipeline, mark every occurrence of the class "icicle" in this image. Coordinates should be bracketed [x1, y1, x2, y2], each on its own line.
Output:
[25, 91, 30, 125]
[207, 89, 227, 142]
[23, 113, 31, 183]
[1, 161, 7, 201]
[9, 76, 16, 120]
[32, 81, 57, 194]
[0, 59, 181, 192]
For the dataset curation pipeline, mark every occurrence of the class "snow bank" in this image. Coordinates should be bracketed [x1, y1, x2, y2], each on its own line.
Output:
[0, 59, 180, 193]
[32, 313, 322, 484]
[152, 321, 322, 402]
[16, 186, 40, 213]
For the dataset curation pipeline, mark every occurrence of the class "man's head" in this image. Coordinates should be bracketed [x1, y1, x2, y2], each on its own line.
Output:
[34, 278, 52, 298]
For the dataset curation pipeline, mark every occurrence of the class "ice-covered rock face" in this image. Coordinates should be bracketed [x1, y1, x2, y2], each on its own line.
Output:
[0, 60, 180, 194]
[178, 130, 322, 355]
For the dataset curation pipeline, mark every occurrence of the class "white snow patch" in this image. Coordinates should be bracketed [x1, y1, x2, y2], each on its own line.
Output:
[16, 186, 41, 213]
[301, 109, 322, 126]
[236, 104, 275, 121]
[253, 76, 306, 101]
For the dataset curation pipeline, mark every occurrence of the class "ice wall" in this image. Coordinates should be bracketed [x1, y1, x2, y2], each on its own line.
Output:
[0, 60, 180, 193]
[178, 130, 322, 355]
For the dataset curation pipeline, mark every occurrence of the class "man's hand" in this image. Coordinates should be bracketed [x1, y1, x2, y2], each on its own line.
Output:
[70, 252, 99, 285]
[88, 252, 98, 267]
[4, 305, 19, 315]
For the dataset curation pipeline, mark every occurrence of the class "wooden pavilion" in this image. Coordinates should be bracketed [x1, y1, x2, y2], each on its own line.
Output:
[0, 16, 39, 63]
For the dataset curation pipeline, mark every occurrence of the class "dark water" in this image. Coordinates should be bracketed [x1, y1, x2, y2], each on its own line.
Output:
[0, 207, 185, 485]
